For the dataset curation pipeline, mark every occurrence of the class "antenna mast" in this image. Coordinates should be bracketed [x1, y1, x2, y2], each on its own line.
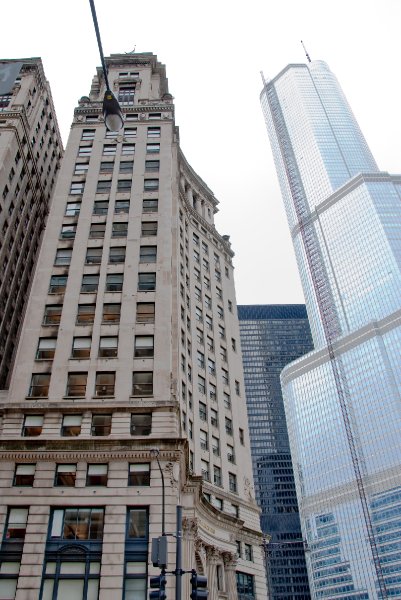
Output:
[300, 40, 311, 63]
[260, 71, 267, 86]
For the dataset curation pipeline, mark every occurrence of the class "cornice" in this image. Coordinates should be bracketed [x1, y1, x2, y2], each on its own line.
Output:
[0, 448, 182, 462]
[0, 399, 178, 413]
[0, 438, 186, 454]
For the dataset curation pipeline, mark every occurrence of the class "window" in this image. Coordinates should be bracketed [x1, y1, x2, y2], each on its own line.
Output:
[224, 392, 231, 409]
[43, 304, 62, 325]
[215, 270, 221, 282]
[14, 464, 35, 486]
[36, 338, 57, 360]
[124, 127, 137, 138]
[143, 198, 158, 213]
[209, 383, 217, 401]
[198, 375, 206, 395]
[231, 338, 237, 352]
[55, 248, 72, 266]
[134, 336, 154, 357]
[212, 437, 220, 457]
[122, 144, 135, 155]
[96, 179, 112, 193]
[196, 307, 203, 323]
[222, 369, 229, 386]
[228, 300, 233, 313]
[147, 127, 160, 138]
[244, 544, 253, 561]
[236, 572, 254, 598]
[100, 161, 114, 173]
[145, 160, 159, 172]
[66, 372, 87, 397]
[139, 245, 157, 263]
[74, 163, 89, 175]
[112, 222, 128, 237]
[146, 143, 160, 153]
[89, 222, 106, 238]
[93, 200, 109, 215]
[103, 144, 117, 156]
[102, 303, 121, 323]
[204, 296, 211, 310]
[144, 179, 159, 191]
[229, 473, 237, 493]
[61, 415, 82, 437]
[71, 337, 91, 359]
[65, 201, 81, 216]
[91, 414, 111, 436]
[201, 460, 210, 481]
[200, 430, 208, 451]
[81, 274, 99, 293]
[208, 409, 217, 428]
[117, 179, 132, 192]
[120, 160, 134, 173]
[206, 336, 214, 352]
[87, 464, 108, 486]
[70, 182, 85, 195]
[29, 373, 50, 397]
[220, 346, 227, 362]
[225, 417, 233, 436]
[115, 199, 130, 213]
[60, 224, 76, 239]
[125, 113, 138, 121]
[227, 445, 235, 464]
[4, 507, 28, 540]
[203, 276, 210, 290]
[196, 329, 204, 345]
[214, 466, 222, 486]
[130, 414, 151, 436]
[141, 222, 158, 239]
[217, 305, 224, 319]
[85, 247, 102, 264]
[82, 129, 95, 140]
[76, 304, 95, 324]
[127, 508, 148, 539]
[208, 358, 216, 376]
[203, 258, 209, 271]
[99, 336, 118, 358]
[118, 85, 135, 105]
[95, 372, 115, 396]
[236, 541, 242, 558]
[138, 272, 156, 291]
[218, 324, 225, 339]
[132, 372, 153, 396]
[136, 302, 155, 323]
[78, 145, 92, 157]
[22, 415, 43, 436]
[205, 315, 213, 331]
[239, 428, 245, 445]
[199, 402, 207, 421]
[197, 350, 205, 369]
[128, 463, 150, 486]
[86, 115, 98, 122]
[149, 113, 161, 120]
[235, 380, 240, 395]
[49, 507, 104, 540]
[106, 273, 124, 292]
[55, 464, 77, 487]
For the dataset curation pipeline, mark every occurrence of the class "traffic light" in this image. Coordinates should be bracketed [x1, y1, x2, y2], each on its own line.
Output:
[190, 569, 208, 599]
[149, 570, 167, 600]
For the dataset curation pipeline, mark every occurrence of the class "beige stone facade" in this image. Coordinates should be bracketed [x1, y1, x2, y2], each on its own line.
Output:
[0, 58, 63, 388]
[0, 53, 267, 599]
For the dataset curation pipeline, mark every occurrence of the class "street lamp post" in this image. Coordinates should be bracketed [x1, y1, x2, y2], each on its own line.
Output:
[88, 0, 124, 132]
[150, 448, 166, 537]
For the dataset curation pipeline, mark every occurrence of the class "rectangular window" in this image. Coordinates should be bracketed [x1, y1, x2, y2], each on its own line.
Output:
[139, 245, 157, 263]
[127, 508, 148, 539]
[222, 369, 229, 386]
[71, 337, 91, 359]
[60, 224, 76, 239]
[138, 272, 156, 291]
[200, 430, 208, 451]
[134, 336, 154, 357]
[212, 436, 220, 456]
[65, 201, 81, 216]
[124, 127, 137, 138]
[119, 160, 134, 173]
[55, 464, 77, 487]
[102, 303, 121, 323]
[91, 414, 111, 436]
[142, 198, 158, 213]
[87, 464, 108, 486]
[74, 163, 89, 175]
[78, 145, 92, 157]
[147, 127, 160, 138]
[65, 373, 86, 398]
[112, 222, 128, 237]
[225, 417, 233, 436]
[70, 182, 85, 195]
[236, 572, 254, 598]
[229, 473, 237, 493]
[14, 464, 35, 486]
[95, 372, 115, 396]
[136, 302, 155, 323]
[148, 113, 161, 120]
[85, 247, 102, 264]
[208, 359, 216, 376]
[244, 544, 253, 561]
[132, 372, 153, 396]
[99, 336, 118, 358]
[141, 221, 158, 236]
[61, 415, 82, 437]
[103, 144, 117, 156]
[22, 415, 43, 436]
[197, 350, 205, 369]
[214, 466, 222, 486]
[201, 460, 210, 481]
[118, 85, 135, 105]
[145, 160, 159, 172]
[29, 373, 50, 397]
[122, 144, 135, 155]
[93, 200, 109, 215]
[117, 179, 132, 192]
[50, 507, 104, 540]
[130, 414, 151, 436]
[143, 179, 159, 191]
[81, 274, 99, 293]
[209, 383, 217, 401]
[125, 113, 138, 121]
[36, 338, 57, 360]
[82, 129, 95, 140]
[199, 402, 207, 421]
[100, 161, 114, 173]
[76, 304, 96, 324]
[55, 248, 72, 266]
[96, 179, 112, 193]
[235, 380, 240, 395]
[106, 273, 124, 292]
[5, 507, 28, 540]
[227, 445, 235, 464]
[128, 463, 150, 486]
[115, 199, 130, 213]
[211, 409, 218, 427]
[146, 143, 160, 154]
[89, 222, 106, 238]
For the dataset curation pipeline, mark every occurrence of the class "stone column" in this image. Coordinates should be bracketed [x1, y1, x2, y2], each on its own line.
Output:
[223, 552, 239, 599]
[182, 517, 198, 598]
[99, 505, 125, 600]
[206, 546, 220, 600]
[16, 505, 49, 600]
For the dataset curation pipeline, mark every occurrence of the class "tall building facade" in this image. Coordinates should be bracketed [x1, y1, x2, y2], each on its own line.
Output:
[238, 304, 313, 599]
[261, 60, 401, 598]
[0, 53, 267, 600]
[0, 58, 63, 388]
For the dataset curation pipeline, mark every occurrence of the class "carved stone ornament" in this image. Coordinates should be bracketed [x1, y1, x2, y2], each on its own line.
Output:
[182, 517, 198, 538]
[165, 461, 179, 490]
[244, 476, 255, 501]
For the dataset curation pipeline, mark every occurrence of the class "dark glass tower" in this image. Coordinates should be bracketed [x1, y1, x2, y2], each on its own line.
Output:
[238, 304, 313, 599]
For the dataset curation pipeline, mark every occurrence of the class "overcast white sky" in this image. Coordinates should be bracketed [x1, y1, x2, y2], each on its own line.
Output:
[2, 0, 401, 305]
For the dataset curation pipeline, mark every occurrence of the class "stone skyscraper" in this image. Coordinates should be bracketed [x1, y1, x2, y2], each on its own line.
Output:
[261, 60, 401, 597]
[0, 58, 63, 388]
[0, 53, 266, 600]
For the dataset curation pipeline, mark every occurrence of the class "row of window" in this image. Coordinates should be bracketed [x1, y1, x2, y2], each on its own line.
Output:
[60, 219, 157, 239]
[81, 126, 160, 140]
[11, 462, 151, 488]
[36, 334, 154, 360]
[66, 198, 158, 216]
[55, 245, 156, 267]
[70, 177, 159, 195]
[48, 271, 157, 295]
[21, 413, 150, 437]
[28, 371, 153, 398]
[43, 301, 153, 326]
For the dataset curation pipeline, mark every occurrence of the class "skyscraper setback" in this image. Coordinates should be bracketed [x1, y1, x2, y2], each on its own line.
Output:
[261, 60, 401, 597]
[0, 53, 266, 599]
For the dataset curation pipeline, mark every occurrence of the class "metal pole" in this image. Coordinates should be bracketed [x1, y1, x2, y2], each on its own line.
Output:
[88, 0, 110, 89]
[156, 455, 166, 536]
[175, 505, 182, 600]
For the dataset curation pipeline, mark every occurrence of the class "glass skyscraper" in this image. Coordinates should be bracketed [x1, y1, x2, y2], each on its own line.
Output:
[261, 61, 401, 598]
[238, 304, 313, 599]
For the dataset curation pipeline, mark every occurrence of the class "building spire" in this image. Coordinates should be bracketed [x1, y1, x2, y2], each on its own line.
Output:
[301, 40, 311, 63]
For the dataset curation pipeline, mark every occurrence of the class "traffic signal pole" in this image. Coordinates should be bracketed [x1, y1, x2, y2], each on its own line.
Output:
[175, 505, 182, 600]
